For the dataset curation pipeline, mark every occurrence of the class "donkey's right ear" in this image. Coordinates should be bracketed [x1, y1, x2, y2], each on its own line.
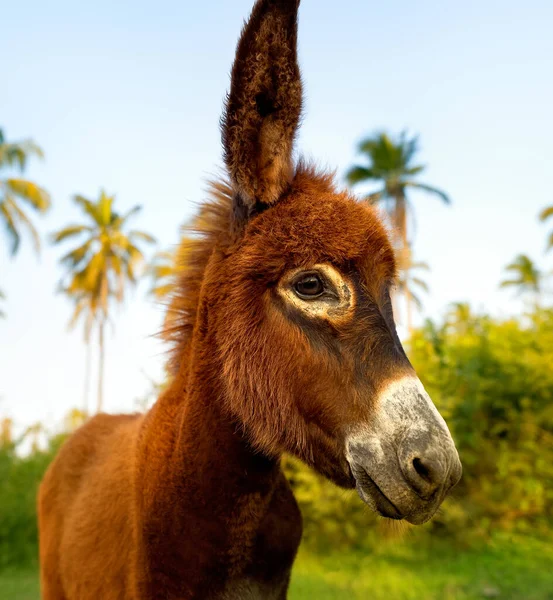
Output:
[222, 0, 302, 215]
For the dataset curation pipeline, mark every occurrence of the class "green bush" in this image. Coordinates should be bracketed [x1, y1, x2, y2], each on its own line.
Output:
[285, 307, 553, 548]
[410, 307, 553, 538]
[0, 435, 66, 569]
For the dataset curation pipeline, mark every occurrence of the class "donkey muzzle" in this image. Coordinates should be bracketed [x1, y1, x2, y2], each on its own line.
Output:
[345, 377, 462, 524]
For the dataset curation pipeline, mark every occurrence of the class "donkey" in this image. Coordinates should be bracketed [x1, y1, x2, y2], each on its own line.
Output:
[38, 1, 462, 598]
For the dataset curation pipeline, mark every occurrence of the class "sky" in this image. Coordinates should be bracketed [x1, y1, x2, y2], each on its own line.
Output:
[1, 0, 552, 431]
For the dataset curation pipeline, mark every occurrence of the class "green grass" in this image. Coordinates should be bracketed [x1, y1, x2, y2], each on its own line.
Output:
[2, 535, 552, 599]
[0, 568, 40, 600]
[290, 535, 553, 600]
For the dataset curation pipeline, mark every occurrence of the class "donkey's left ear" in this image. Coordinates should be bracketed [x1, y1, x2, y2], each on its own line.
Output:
[222, 0, 302, 211]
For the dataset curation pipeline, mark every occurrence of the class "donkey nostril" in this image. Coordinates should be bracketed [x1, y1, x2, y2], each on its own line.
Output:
[412, 457, 431, 482]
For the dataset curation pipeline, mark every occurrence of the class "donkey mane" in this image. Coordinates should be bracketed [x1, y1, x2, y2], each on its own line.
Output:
[163, 161, 339, 375]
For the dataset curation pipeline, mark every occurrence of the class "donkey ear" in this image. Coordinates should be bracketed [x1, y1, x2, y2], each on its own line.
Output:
[222, 0, 302, 211]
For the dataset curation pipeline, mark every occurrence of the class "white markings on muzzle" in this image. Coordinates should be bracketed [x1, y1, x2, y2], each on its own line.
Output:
[346, 376, 455, 466]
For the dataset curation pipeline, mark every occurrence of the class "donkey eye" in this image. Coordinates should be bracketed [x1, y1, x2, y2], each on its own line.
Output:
[293, 273, 325, 299]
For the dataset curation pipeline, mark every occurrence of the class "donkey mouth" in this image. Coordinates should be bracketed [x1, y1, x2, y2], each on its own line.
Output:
[355, 468, 403, 520]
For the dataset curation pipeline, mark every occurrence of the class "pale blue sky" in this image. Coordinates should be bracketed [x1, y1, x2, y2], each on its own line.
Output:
[1, 0, 552, 429]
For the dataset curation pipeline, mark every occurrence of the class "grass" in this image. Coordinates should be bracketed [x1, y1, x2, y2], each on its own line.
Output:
[0, 568, 40, 600]
[2, 535, 552, 599]
[290, 534, 553, 600]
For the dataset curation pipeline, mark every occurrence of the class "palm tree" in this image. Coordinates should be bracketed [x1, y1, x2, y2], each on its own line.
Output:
[148, 248, 180, 300]
[397, 255, 430, 335]
[539, 205, 553, 251]
[346, 132, 448, 330]
[52, 191, 156, 413]
[346, 131, 450, 250]
[445, 302, 475, 336]
[447, 302, 473, 325]
[500, 254, 542, 308]
[147, 238, 193, 301]
[63, 288, 100, 413]
[0, 128, 51, 255]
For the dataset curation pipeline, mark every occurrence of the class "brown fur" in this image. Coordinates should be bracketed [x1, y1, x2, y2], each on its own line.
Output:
[222, 0, 302, 207]
[38, 2, 456, 599]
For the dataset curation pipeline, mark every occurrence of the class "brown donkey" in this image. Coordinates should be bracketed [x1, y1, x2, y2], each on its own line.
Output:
[38, 1, 462, 598]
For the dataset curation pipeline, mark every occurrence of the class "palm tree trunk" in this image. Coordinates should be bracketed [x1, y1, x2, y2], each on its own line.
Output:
[405, 285, 413, 336]
[97, 321, 105, 414]
[394, 190, 413, 334]
[84, 340, 91, 414]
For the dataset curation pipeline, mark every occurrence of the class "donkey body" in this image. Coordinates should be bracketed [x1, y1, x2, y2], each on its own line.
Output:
[38, 2, 461, 599]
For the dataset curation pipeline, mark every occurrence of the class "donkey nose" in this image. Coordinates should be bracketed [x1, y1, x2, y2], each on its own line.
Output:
[404, 454, 447, 498]
[399, 440, 460, 500]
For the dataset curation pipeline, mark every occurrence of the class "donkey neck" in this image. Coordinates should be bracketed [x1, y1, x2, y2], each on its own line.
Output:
[176, 369, 279, 496]
[134, 351, 297, 597]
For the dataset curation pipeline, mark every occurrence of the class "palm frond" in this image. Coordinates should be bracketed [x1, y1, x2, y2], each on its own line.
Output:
[365, 190, 384, 204]
[0, 201, 21, 254]
[98, 191, 114, 226]
[499, 279, 521, 289]
[404, 165, 425, 176]
[5, 179, 51, 212]
[410, 290, 423, 311]
[0, 135, 44, 171]
[403, 182, 451, 204]
[4, 196, 41, 253]
[60, 239, 95, 268]
[346, 166, 378, 185]
[538, 205, 553, 222]
[411, 277, 430, 293]
[73, 195, 100, 223]
[128, 230, 156, 244]
[116, 205, 142, 227]
[51, 224, 94, 244]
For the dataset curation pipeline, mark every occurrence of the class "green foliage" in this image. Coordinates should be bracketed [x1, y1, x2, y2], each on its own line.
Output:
[409, 306, 553, 537]
[0, 435, 66, 569]
[284, 456, 379, 551]
[285, 306, 553, 549]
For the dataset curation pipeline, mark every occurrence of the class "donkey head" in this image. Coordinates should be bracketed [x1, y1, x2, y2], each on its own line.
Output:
[191, 0, 461, 525]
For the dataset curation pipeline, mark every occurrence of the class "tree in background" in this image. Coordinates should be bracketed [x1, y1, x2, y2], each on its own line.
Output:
[51, 191, 156, 413]
[148, 248, 180, 300]
[539, 205, 553, 252]
[148, 237, 194, 300]
[409, 306, 553, 535]
[62, 289, 99, 414]
[346, 131, 449, 328]
[500, 254, 543, 309]
[0, 129, 51, 255]
[0, 128, 51, 317]
[397, 255, 430, 334]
